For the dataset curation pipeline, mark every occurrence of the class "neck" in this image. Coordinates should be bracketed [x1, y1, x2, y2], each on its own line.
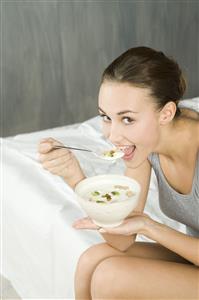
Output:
[154, 117, 199, 163]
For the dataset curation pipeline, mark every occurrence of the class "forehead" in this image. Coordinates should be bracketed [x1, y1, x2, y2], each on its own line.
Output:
[98, 82, 154, 113]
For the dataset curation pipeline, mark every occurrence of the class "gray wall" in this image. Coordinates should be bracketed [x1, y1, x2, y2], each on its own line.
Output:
[1, 0, 199, 137]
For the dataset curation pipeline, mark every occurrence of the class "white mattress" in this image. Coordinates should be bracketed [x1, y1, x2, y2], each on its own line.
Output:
[1, 115, 189, 299]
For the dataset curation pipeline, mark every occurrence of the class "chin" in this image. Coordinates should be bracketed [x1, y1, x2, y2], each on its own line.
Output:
[124, 155, 149, 169]
[124, 159, 141, 169]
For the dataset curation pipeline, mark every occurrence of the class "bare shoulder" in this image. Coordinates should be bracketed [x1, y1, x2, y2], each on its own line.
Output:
[197, 122, 199, 148]
[180, 108, 199, 148]
[125, 159, 152, 213]
[180, 108, 199, 121]
[196, 119, 199, 148]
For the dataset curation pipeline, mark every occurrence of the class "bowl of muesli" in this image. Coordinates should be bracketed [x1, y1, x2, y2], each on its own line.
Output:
[74, 174, 141, 227]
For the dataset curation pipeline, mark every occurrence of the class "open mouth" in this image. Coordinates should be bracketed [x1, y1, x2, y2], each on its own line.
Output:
[118, 145, 136, 160]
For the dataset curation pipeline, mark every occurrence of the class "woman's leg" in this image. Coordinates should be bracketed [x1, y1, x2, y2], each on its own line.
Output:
[91, 256, 199, 299]
[74, 241, 190, 299]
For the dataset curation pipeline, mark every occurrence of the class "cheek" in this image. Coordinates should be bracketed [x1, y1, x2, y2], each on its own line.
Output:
[139, 121, 159, 145]
[128, 120, 159, 145]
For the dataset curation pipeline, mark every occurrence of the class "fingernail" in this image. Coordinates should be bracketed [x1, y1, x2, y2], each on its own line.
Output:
[41, 143, 49, 149]
[40, 144, 51, 152]
[99, 228, 106, 233]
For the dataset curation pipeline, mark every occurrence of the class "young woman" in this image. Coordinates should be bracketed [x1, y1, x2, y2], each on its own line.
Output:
[38, 47, 199, 299]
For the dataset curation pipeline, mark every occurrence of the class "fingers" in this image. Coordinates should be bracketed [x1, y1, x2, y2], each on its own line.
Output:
[72, 217, 100, 230]
[40, 151, 74, 178]
[39, 147, 72, 163]
[38, 137, 85, 186]
[38, 143, 53, 154]
[40, 137, 59, 144]
[38, 138, 73, 175]
[98, 226, 123, 235]
[99, 215, 149, 236]
[42, 159, 66, 172]
[99, 217, 134, 235]
[38, 137, 63, 154]
[72, 213, 148, 234]
[51, 163, 69, 177]
[44, 159, 72, 176]
[41, 155, 71, 169]
[38, 137, 72, 163]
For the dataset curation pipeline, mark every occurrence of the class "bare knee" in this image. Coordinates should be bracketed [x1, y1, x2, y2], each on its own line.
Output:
[76, 242, 118, 279]
[75, 243, 111, 299]
[77, 243, 110, 268]
[90, 256, 125, 298]
[75, 243, 125, 299]
[90, 256, 143, 299]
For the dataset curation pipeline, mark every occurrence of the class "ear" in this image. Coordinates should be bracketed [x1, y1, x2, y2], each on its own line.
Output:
[159, 101, 177, 125]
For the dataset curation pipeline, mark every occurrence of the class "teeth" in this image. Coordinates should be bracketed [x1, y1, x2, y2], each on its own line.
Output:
[119, 145, 135, 151]
[119, 145, 135, 155]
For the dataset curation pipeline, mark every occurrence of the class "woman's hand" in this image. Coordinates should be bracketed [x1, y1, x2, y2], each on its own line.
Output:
[38, 137, 85, 188]
[73, 212, 154, 236]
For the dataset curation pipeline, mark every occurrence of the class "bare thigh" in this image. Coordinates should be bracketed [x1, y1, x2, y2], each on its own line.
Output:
[91, 256, 199, 299]
[78, 241, 190, 267]
[75, 241, 190, 299]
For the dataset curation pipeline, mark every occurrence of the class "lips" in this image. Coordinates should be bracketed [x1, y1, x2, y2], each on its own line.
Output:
[118, 145, 136, 160]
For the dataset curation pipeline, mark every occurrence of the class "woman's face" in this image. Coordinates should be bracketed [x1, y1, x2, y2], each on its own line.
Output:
[98, 81, 161, 168]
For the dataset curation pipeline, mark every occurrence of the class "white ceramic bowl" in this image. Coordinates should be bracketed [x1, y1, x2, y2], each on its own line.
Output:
[75, 174, 141, 228]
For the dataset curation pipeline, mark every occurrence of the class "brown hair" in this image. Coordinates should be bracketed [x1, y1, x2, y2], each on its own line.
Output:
[101, 47, 187, 117]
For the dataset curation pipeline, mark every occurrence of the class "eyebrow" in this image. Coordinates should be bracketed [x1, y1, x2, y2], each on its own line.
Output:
[98, 107, 138, 115]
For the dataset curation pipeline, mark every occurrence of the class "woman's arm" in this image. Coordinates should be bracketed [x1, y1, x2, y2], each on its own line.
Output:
[142, 218, 199, 266]
[97, 213, 199, 266]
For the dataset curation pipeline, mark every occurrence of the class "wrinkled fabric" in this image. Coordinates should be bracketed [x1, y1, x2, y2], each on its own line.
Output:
[2, 116, 186, 299]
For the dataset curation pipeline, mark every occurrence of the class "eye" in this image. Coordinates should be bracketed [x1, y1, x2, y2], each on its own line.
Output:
[99, 114, 111, 123]
[122, 117, 134, 124]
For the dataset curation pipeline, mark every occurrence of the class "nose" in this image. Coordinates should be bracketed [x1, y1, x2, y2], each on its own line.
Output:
[107, 124, 123, 145]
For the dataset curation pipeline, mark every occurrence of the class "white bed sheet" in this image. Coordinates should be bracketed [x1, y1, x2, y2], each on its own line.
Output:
[1, 115, 189, 299]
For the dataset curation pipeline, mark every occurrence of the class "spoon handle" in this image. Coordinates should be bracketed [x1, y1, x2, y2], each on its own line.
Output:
[53, 145, 93, 153]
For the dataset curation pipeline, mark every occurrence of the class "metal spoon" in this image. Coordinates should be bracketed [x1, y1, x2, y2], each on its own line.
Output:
[53, 145, 124, 160]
